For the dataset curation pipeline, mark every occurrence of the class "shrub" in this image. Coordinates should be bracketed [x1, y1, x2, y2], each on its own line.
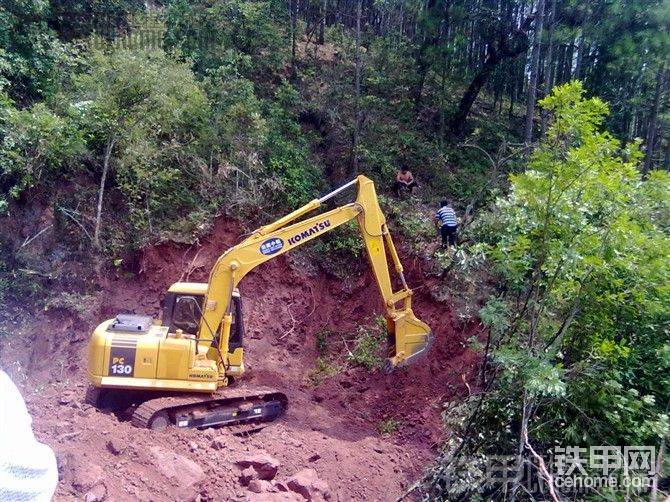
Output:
[348, 317, 387, 370]
[307, 356, 340, 386]
[377, 417, 400, 435]
[427, 81, 670, 498]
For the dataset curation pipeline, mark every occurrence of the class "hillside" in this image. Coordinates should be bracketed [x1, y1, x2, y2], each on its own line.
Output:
[1, 0, 669, 500]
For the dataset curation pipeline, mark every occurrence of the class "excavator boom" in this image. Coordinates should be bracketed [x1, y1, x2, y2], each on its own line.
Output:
[201, 175, 433, 372]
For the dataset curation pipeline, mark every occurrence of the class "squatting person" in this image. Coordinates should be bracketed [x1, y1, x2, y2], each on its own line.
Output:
[393, 167, 418, 196]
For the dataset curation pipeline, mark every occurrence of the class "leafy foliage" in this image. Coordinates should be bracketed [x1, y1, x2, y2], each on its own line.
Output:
[378, 417, 400, 435]
[0, 0, 66, 101]
[348, 316, 388, 370]
[307, 356, 340, 386]
[66, 46, 211, 247]
[0, 100, 83, 209]
[164, 0, 286, 77]
[428, 81, 670, 498]
[48, 0, 144, 41]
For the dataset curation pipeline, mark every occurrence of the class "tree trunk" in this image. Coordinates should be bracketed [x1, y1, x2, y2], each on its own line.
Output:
[411, 0, 443, 110]
[510, 391, 530, 502]
[643, 65, 667, 173]
[290, 0, 298, 74]
[349, 0, 362, 177]
[540, 0, 556, 135]
[555, 43, 565, 85]
[451, 57, 498, 136]
[564, 39, 574, 81]
[451, 17, 532, 136]
[94, 136, 116, 250]
[523, 0, 545, 146]
[508, 66, 517, 119]
[318, 0, 326, 44]
[573, 4, 591, 81]
[574, 29, 585, 80]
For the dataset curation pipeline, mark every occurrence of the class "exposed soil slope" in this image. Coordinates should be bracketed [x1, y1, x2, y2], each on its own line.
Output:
[0, 216, 479, 501]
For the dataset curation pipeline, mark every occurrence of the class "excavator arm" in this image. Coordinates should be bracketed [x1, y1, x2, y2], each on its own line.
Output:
[198, 175, 433, 372]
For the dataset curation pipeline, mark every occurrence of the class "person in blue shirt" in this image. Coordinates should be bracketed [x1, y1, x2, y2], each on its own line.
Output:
[435, 200, 458, 248]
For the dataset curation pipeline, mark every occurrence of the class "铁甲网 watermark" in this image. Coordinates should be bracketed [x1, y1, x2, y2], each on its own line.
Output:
[483, 445, 657, 494]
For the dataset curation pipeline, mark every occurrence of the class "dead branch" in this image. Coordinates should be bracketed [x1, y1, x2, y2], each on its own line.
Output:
[522, 425, 560, 501]
[279, 302, 298, 340]
[18, 224, 53, 252]
[58, 206, 93, 241]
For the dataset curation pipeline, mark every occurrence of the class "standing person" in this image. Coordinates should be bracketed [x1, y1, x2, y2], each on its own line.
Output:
[393, 167, 418, 196]
[435, 200, 458, 248]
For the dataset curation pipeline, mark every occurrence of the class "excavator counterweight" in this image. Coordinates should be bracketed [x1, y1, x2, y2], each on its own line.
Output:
[86, 176, 432, 429]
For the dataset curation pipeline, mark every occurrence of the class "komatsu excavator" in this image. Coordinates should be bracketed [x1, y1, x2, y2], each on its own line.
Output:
[87, 176, 432, 430]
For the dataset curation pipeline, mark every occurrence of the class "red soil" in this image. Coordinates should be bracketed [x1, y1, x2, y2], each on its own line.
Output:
[0, 216, 480, 501]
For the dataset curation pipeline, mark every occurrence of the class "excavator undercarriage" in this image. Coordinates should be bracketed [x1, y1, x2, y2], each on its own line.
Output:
[86, 385, 288, 431]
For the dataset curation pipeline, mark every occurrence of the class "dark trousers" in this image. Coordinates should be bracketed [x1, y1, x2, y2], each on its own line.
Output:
[393, 180, 418, 194]
[440, 224, 458, 247]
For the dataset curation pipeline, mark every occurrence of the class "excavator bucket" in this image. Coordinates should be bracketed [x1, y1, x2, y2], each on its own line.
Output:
[384, 309, 433, 372]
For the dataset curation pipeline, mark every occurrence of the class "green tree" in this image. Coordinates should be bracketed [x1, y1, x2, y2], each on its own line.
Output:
[164, 0, 286, 78]
[429, 81, 670, 499]
[48, 0, 144, 41]
[0, 0, 67, 102]
[68, 46, 210, 249]
[0, 96, 83, 213]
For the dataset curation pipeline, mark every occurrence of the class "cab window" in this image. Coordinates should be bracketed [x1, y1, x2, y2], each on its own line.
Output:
[170, 294, 204, 334]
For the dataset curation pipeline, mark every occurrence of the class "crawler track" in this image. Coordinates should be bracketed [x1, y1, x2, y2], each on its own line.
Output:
[115, 386, 288, 430]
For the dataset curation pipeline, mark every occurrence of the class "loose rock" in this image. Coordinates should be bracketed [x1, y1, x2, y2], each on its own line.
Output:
[72, 460, 103, 491]
[235, 453, 280, 481]
[150, 446, 205, 487]
[211, 436, 227, 450]
[247, 493, 303, 502]
[84, 482, 107, 502]
[106, 439, 125, 455]
[240, 466, 257, 486]
[248, 479, 274, 493]
[286, 469, 331, 501]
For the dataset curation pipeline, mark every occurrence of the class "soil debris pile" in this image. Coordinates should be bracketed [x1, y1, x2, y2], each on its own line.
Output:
[1, 216, 479, 501]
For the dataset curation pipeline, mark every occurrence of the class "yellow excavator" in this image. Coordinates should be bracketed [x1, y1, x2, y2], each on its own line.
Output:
[87, 176, 432, 429]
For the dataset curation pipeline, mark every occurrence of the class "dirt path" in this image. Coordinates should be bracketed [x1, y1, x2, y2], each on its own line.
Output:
[0, 216, 479, 501]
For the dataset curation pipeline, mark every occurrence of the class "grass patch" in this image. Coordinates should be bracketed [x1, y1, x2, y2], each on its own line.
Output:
[314, 328, 334, 356]
[45, 292, 98, 316]
[307, 356, 340, 386]
[378, 417, 400, 435]
[308, 317, 388, 387]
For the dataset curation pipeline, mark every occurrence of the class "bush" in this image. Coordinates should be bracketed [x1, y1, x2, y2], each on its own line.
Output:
[0, 101, 83, 208]
[348, 317, 387, 370]
[314, 328, 334, 356]
[377, 417, 400, 435]
[427, 82, 670, 498]
[265, 82, 324, 209]
[307, 356, 340, 386]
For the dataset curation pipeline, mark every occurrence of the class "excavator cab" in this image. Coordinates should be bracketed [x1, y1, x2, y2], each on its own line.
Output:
[161, 282, 245, 351]
[161, 282, 206, 335]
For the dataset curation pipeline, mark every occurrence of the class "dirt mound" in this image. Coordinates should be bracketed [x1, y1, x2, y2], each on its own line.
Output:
[1, 215, 479, 501]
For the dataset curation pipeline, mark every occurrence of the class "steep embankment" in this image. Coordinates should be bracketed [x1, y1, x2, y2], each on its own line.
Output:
[0, 216, 479, 501]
